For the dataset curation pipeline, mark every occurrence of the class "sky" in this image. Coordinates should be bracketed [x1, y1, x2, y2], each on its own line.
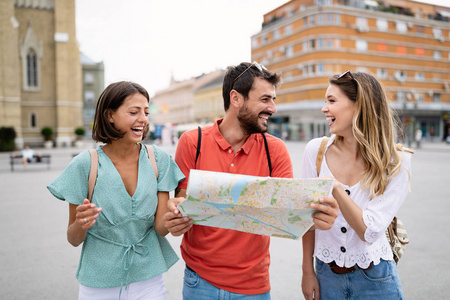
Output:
[76, 0, 449, 96]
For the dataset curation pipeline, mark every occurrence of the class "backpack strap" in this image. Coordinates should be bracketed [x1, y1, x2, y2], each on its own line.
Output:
[262, 133, 272, 176]
[87, 145, 159, 202]
[195, 126, 201, 167]
[316, 137, 329, 176]
[144, 144, 159, 179]
[88, 149, 98, 201]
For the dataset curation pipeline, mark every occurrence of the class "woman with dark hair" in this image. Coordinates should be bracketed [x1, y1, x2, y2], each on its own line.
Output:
[48, 81, 184, 299]
[301, 71, 413, 300]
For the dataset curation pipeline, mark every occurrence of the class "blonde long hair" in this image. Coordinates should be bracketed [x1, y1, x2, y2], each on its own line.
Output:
[330, 72, 413, 198]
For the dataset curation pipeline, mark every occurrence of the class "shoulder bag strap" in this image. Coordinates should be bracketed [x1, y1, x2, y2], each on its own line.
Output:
[195, 126, 201, 167]
[88, 149, 98, 201]
[144, 144, 159, 179]
[316, 137, 329, 176]
[262, 133, 272, 176]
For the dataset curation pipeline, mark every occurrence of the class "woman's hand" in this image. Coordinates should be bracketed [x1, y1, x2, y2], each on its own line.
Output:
[76, 199, 102, 228]
[67, 199, 102, 247]
[302, 271, 320, 300]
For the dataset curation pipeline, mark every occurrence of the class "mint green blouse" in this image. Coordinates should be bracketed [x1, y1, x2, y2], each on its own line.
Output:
[47, 144, 185, 288]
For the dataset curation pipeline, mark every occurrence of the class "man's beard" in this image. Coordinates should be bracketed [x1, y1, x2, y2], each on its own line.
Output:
[237, 104, 270, 135]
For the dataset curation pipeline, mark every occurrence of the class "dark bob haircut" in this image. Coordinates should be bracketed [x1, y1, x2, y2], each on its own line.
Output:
[92, 81, 150, 143]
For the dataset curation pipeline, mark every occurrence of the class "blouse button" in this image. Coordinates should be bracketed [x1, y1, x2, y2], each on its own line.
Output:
[341, 227, 347, 233]
[345, 189, 350, 195]
[228, 149, 232, 153]
[231, 163, 234, 167]
[340, 246, 346, 253]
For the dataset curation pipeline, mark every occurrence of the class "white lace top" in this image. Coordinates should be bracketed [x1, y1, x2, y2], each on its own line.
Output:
[301, 135, 412, 269]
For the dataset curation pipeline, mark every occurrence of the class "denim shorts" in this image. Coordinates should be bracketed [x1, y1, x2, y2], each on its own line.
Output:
[182, 266, 271, 300]
[315, 258, 404, 300]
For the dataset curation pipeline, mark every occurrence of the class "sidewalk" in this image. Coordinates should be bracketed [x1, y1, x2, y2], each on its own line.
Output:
[0, 139, 449, 299]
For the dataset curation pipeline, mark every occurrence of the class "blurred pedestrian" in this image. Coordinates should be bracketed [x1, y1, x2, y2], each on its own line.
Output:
[415, 128, 422, 149]
[47, 81, 185, 299]
[301, 71, 414, 300]
[13, 144, 41, 170]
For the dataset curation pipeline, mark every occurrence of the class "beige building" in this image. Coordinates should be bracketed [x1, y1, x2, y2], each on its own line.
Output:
[151, 70, 224, 131]
[81, 52, 104, 137]
[193, 70, 225, 124]
[0, 0, 82, 148]
[251, 0, 450, 142]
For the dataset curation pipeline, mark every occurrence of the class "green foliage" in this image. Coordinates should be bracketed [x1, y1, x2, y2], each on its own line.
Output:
[74, 127, 86, 136]
[41, 126, 53, 140]
[0, 127, 16, 151]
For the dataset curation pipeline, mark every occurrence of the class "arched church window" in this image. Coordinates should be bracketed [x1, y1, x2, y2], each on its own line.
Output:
[26, 48, 38, 87]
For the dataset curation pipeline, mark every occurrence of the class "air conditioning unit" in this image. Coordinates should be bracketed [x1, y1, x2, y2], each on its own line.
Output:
[357, 26, 369, 33]
[428, 90, 433, 96]
[407, 22, 413, 29]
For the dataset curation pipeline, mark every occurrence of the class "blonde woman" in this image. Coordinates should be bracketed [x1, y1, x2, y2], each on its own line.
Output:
[301, 71, 413, 300]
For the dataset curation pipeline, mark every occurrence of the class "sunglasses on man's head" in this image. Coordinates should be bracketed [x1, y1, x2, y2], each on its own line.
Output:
[232, 61, 267, 86]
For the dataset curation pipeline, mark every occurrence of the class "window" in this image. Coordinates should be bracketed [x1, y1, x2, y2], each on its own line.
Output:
[356, 17, 368, 28]
[26, 49, 38, 87]
[303, 41, 308, 52]
[310, 14, 315, 25]
[285, 25, 292, 35]
[377, 69, 388, 79]
[356, 40, 368, 52]
[377, 19, 388, 31]
[394, 71, 406, 82]
[415, 48, 424, 56]
[396, 21, 407, 33]
[396, 90, 406, 102]
[397, 45, 406, 55]
[286, 45, 293, 58]
[30, 113, 36, 128]
[326, 39, 333, 48]
[335, 13, 340, 24]
[415, 73, 425, 81]
[318, 13, 323, 25]
[416, 25, 425, 34]
[433, 28, 442, 39]
[317, 64, 324, 74]
[273, 29, 280, 40]
[310, 39, 315, 50]
[317, 38, 323, 49]
[377, 43, 387, 52]
[327, 13, 332, 24]
[433, 93, 441, 103]
[433, 51, 441, 59]
[85, 91, 95, 102]
[84, 72, 94, 84]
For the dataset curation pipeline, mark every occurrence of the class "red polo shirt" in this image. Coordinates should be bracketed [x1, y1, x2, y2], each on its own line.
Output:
[175, 119, 293, 295]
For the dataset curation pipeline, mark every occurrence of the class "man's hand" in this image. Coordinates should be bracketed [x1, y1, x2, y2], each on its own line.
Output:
[309, 196, 338, 230]
[163, 197, 193, 236]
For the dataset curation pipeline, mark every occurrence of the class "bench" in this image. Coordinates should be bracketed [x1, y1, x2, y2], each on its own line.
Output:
[10, 154, 51, 171]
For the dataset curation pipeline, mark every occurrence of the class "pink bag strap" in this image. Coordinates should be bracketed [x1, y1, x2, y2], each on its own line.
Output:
[144, 144, 158, 179]
[87, 145, 158, 201]
[88, 149, 98, 201]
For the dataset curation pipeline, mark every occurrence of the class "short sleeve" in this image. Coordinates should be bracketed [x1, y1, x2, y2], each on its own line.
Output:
[152, 145, 185, 192]
[47, 150, 91, 205]
[269, 137, 293, 179]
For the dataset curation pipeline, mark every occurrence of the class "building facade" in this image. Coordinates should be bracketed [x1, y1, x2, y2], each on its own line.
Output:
[251, 0, 450, 142]
[0, 0, 82, 148]
[193, 70, 225, 124]
[81, 52, 104, 137]
[151, 70, 224, 133]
